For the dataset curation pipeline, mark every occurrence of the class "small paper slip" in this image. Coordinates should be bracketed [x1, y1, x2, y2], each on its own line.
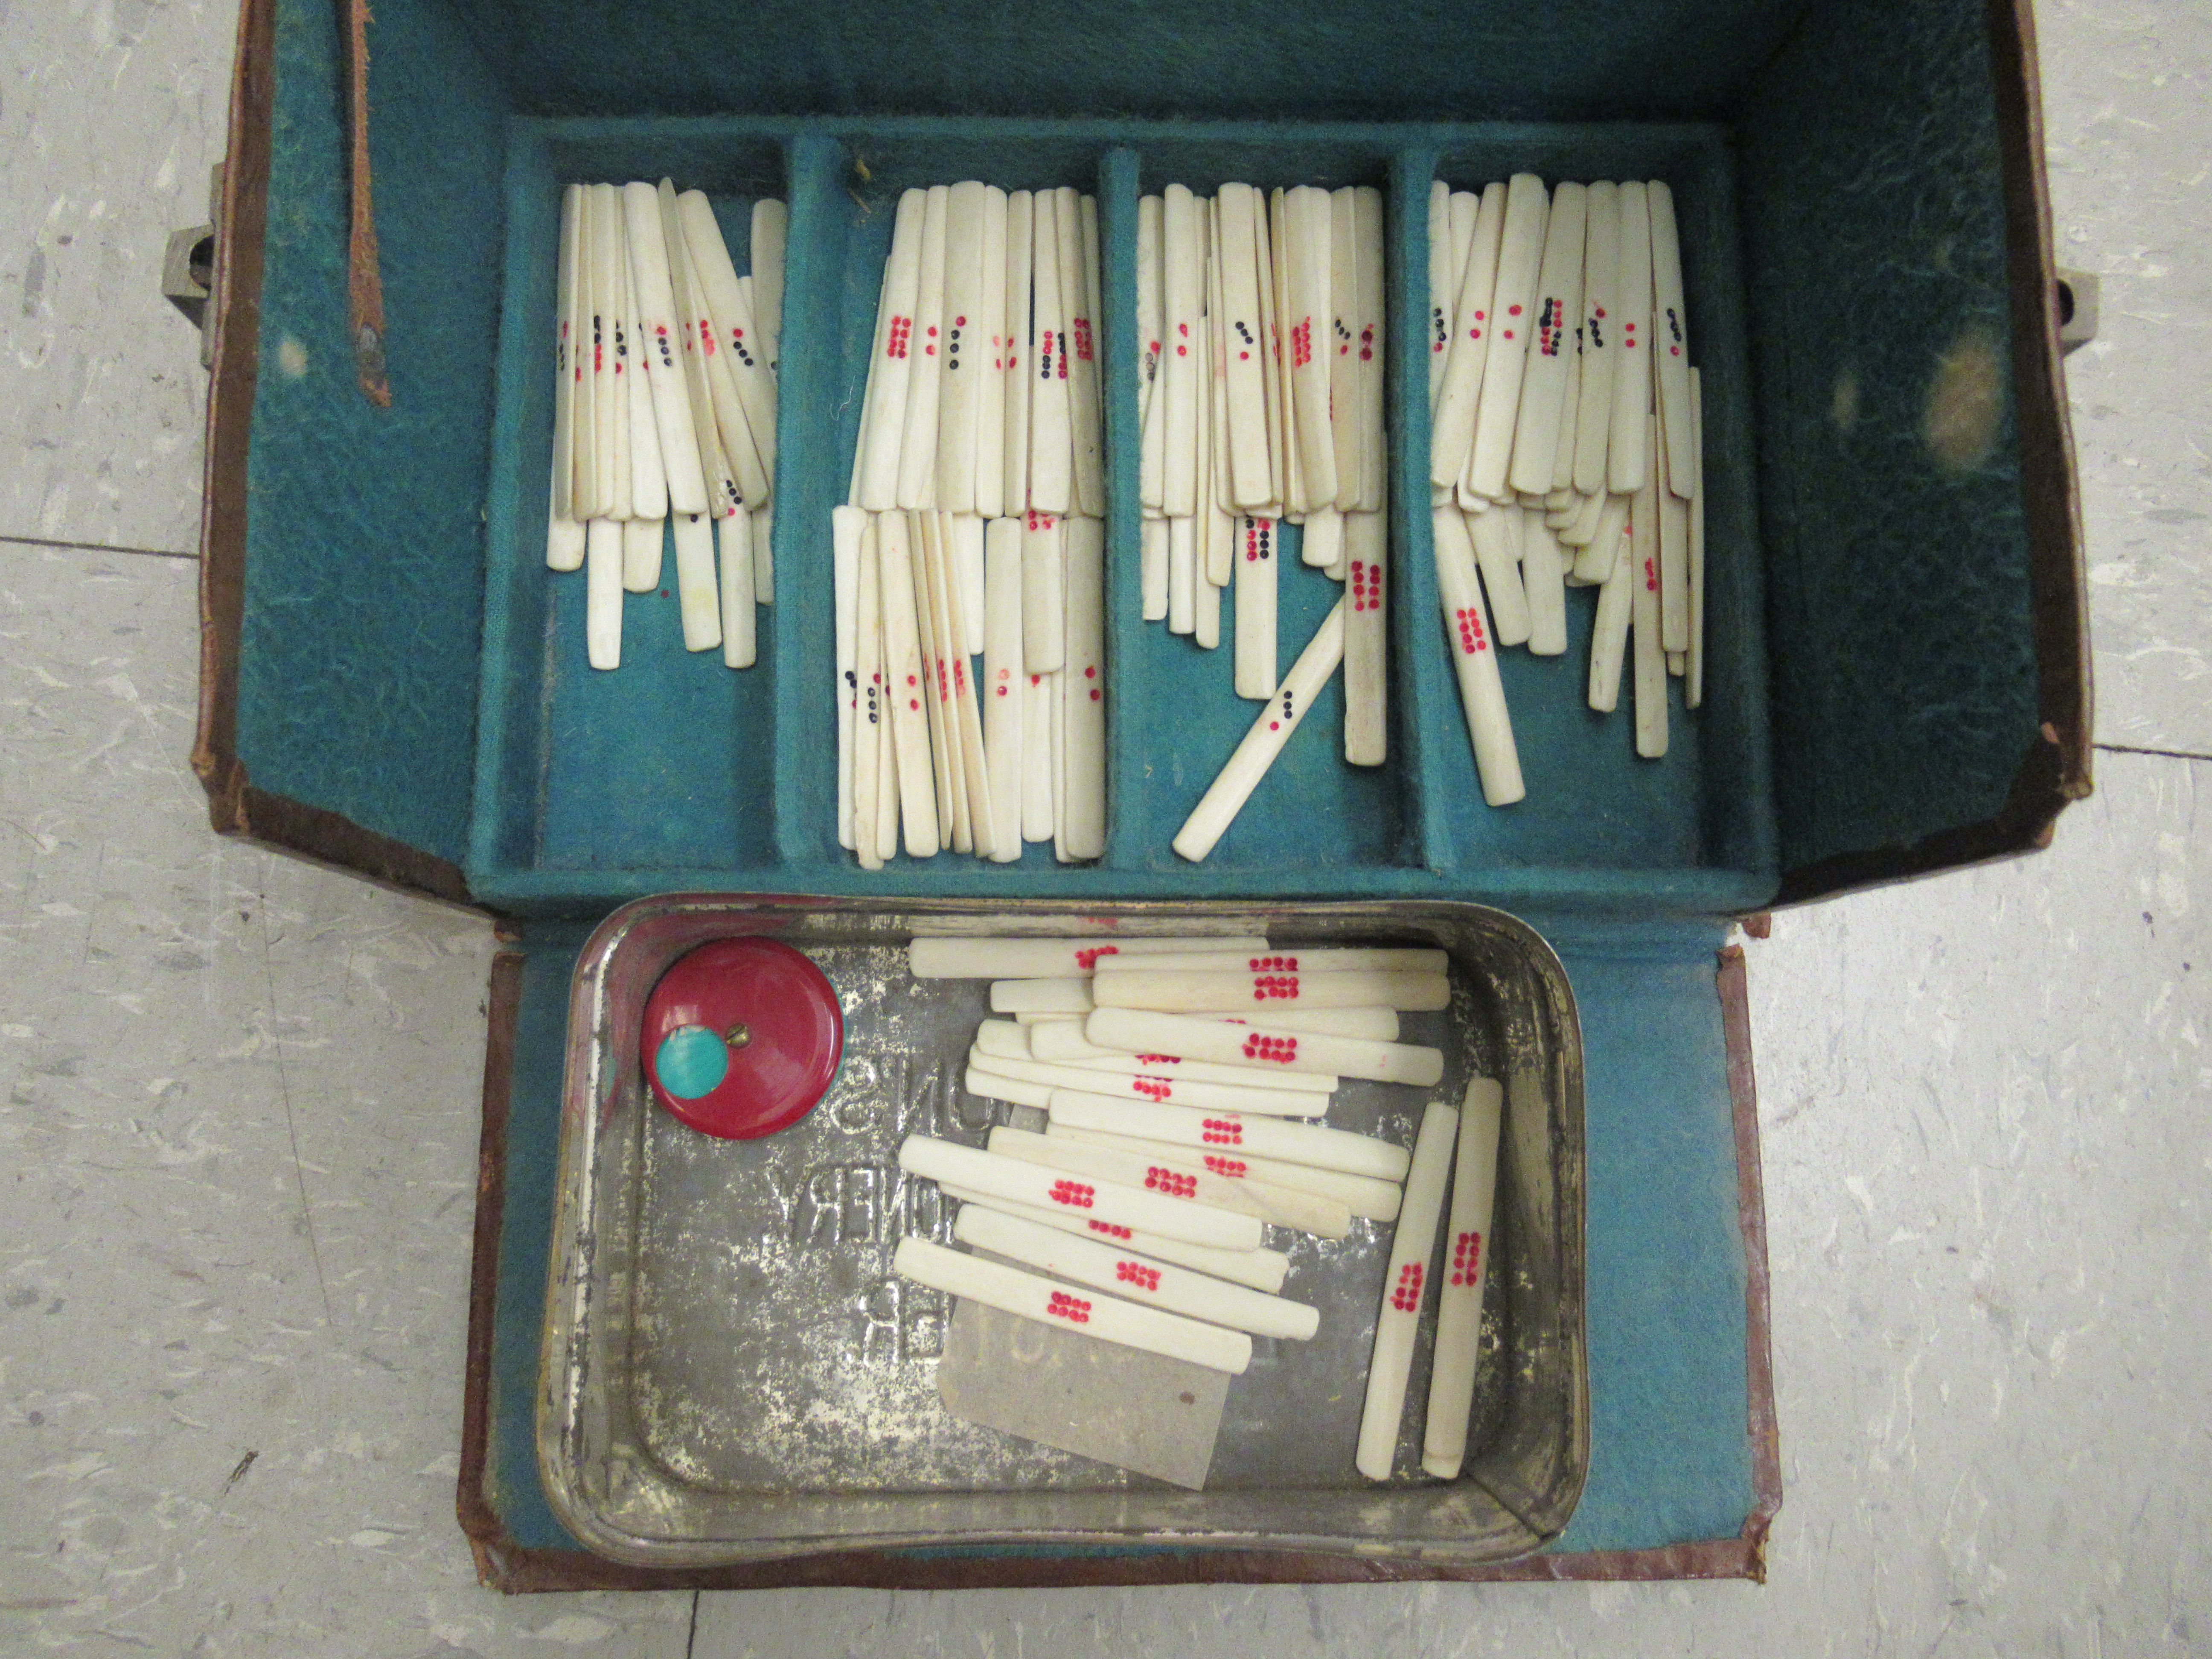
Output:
[936, 1297, 1229, 1490]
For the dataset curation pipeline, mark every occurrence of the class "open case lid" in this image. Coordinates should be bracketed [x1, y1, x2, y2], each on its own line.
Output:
[190, 0, 2086, 919]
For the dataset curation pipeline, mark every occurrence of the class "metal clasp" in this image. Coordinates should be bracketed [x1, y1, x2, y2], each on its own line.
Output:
[161, 162, 224, 369]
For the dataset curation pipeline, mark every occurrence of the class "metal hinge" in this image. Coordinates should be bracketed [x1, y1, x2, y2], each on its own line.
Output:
[162, 162, 224, 370]
[2056, 268, 2098, 355]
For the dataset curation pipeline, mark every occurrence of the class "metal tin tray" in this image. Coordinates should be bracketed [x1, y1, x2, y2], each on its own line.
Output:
[538, 896, 1586, 1570]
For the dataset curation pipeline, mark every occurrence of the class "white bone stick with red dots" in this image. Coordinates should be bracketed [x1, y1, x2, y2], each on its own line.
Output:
[1172, 597, 1345, 864]
[1045, 1090, 1412, 1182]
[1355, 1098, 1459, 1480]
[1422, 1075, 1504, 1478]
[1047, 1123, 1402, 1222]
[1085, 1004, 1445, 1087]
[896, 185, 950, 511]
[903, 1134, 1266, 1249]
[986, 1125, 1349, 1239]
[894, 1234, 1253, 1373]
[954, 1204, 1318, 1340]
[940, 1183, 1291, 1292]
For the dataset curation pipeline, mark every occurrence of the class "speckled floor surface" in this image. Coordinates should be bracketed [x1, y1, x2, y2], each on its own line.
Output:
[1, 2, 2205, 1653]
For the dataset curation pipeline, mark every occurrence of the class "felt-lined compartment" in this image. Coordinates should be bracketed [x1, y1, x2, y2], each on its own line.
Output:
[474, 125, 789, 877]
[1104, 138, 1416, 878]
[470, 119, 1776, 907]
[221, 0, 2072, 918]
[1413, 130, 1771, 885]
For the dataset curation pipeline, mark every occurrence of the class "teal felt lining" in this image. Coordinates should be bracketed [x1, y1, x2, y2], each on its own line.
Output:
[466, 117, 1776, 911]
[434, 0, 1814, 126]
[1741, 0, 2043, 872]
[239, 0, 506, 867]
[233, 0, 2045, 909]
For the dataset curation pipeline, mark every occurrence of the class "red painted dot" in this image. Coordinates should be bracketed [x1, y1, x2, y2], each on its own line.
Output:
[1238, 351, 1249, 360]
[995, 686, 1007, 696]
[1509, 304, 1522, 316]
[908, 699, 920, 710]
[927, 325, 937, 336]
[1671, 346, 1681, 355]
[1268, 720, 1280, 731]
[955, 315, 966, 326]
[1084, 666, 1096, 678]
[1470, 328, 1482, 339]
[1474, 311, 1485, 320]
[1595, 307, 1607, 318]
[1503, 330, 1513, 338]
[1176, 344, 1187, 355]
[906, 675, 917, 685]
[1089, 689, 1101, 701]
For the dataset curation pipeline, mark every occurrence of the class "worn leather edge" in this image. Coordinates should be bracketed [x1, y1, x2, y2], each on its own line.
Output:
[466, 1542, 1769, 1595]
[230, 784, 477, 906]
[1719, 944, 1783, 1579]
[190, 0, 268, 819]
[459, 950, 525, 1589]
[1774, 0, 2092, 909]
[454, 955, 1772, 1592]
[1990, 0, 2094, 809]
[189, 0, 474, 908]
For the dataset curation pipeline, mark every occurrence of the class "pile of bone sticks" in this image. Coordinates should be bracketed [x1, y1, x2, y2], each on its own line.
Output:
[892, 935, 1506, 1481]
[1426, 175, 1707, 805]
[1157, 175, 1712, 857]
[833, 184, 1108, 867]
[1132, 184, 1388, 756]
[544, 181, 782, 671]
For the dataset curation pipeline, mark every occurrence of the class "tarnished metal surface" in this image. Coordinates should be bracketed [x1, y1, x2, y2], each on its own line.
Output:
[538, 897, 1586, 1569]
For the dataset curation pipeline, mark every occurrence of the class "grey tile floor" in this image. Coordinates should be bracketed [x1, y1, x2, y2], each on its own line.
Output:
[0, 1, 2203, 1653]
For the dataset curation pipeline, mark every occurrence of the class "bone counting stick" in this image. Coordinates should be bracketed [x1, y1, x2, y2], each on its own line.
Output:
[972, 1018, 1031, 1062]
[1093, 968, 1450, 1014]
[1354, 1098, 1459, 1481]
[988, 977, 1091, 1015]
[954, 1205, 1319, 1341]
[1025, 1021, 1344, 1090]
[1171, 598, 1346, 864]
[1087, 1006, 1444, 1087]
[963, 1066, 1055, 1112]
[1200, 1005, 1401, 1041]
[1046, 1090, 1411, 1182]
[939, 1184, 1292, 1292]
[1432, 504, 1526, 807]
[1422, 1076, 1504, 1478]
[1091, 947, 1447, 977]
[893, 1235, 1252, 1374]
[1045, 1005, 1402, 1045]
[966, 1050, 1333, 1118]
[898, 1135, 1263, 1249]
[987, 1125, 1350, 1239]
[1048, 1122, 1403, 1222]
